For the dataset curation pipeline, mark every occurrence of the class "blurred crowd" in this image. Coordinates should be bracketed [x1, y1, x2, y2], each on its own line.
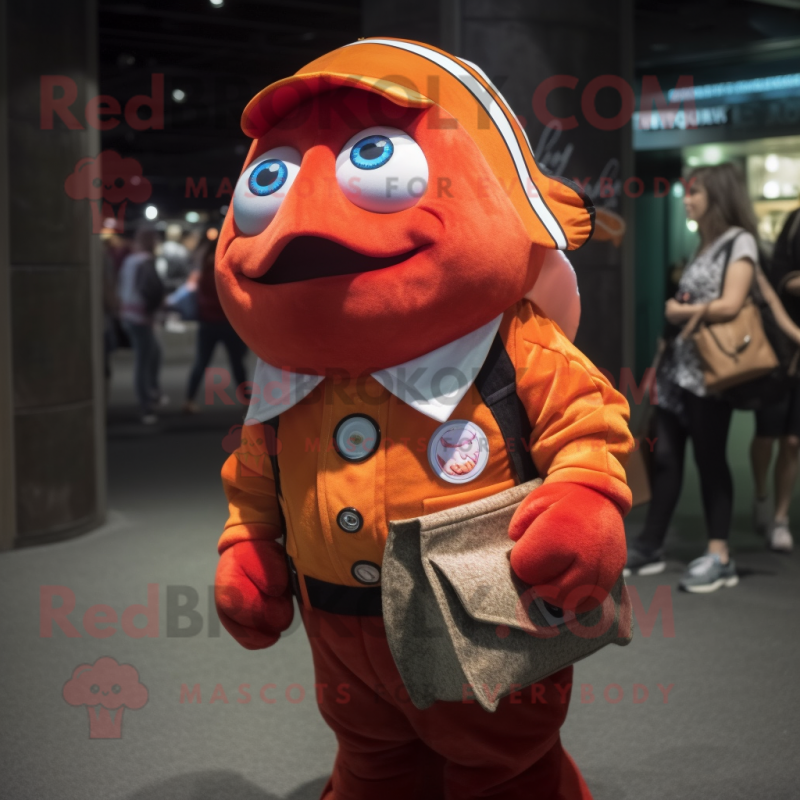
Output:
[101, 222, 247, 425]
[98, 166, 800, 586]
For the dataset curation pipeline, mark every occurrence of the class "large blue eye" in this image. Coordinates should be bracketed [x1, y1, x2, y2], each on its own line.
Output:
[350, 135, 394, 170]
[249, 160, 288, 196]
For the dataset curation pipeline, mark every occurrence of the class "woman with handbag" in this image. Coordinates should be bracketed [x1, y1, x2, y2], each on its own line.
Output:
[625, 163, 759, 592]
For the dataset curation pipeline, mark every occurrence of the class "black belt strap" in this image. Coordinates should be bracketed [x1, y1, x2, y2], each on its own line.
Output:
[304, 574, 383, 616]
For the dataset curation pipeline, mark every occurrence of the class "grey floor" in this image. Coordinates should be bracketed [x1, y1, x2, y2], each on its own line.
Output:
[2, 326, 799, 799]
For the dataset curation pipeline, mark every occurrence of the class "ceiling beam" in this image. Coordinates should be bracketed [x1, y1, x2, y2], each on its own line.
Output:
[99, 28, 326, 59]
[745, 0, 800, 10]
[232, 0, 359, 15]
[636, 34, 800, 69]
[99, 4, 355, 36]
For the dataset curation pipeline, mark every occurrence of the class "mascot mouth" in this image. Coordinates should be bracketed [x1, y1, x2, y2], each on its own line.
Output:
[252, 236, 422, 285]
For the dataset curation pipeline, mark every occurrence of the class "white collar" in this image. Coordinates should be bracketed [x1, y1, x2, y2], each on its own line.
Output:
[245, 315, 502, 425]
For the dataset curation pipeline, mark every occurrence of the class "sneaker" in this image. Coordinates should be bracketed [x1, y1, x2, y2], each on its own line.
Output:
[141, 413, 159, 425]
[623, 547, 666, 577]
[754, 496, 772, 537]
[678, 554, 738, 593]
[769, 521, 794, 553]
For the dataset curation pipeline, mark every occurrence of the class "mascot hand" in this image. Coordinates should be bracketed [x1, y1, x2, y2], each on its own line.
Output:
[508, 482, 626, 614]
[214, 540, 294, 649]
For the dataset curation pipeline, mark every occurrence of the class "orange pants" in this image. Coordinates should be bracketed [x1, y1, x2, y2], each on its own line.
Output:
[303, 608, 593, 800]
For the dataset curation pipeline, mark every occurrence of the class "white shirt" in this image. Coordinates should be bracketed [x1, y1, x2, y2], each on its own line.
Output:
[246, 314, 502, 425]
[245, 248, 580, 424]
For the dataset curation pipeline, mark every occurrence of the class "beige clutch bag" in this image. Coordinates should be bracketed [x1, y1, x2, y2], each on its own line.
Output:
[382, 480, 633, 712]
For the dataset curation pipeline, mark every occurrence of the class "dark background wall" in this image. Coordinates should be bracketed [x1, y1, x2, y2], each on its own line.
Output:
[364, 0, 636, 379]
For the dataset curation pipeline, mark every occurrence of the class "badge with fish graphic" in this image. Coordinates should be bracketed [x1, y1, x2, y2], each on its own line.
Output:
[428, 420, 489, 484]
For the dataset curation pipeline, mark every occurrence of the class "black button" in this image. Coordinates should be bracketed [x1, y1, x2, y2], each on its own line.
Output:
[351, 561, 381, 585]
[333, 414, 381, 462]
[337, 507, 363, 533]
[543, 601, 565, 618]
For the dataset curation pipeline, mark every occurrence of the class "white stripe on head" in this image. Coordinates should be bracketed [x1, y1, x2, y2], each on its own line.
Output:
[458, 58, 533, 150]
[344, 38, 568, 250]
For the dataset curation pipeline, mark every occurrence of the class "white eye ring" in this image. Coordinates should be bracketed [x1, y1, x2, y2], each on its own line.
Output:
[336, 126, 428, 213]
[232, 146, 302, 236]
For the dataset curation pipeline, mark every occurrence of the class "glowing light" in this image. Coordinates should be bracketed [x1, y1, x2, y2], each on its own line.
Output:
[185, 211, 200, 223]
[210, 0, 224, 6]
[672, 183, 684, 198]
[220, 204, 229, 215]
[206, 227, 219, 240]
[172, 89, 186, 103]
[702, 146, 722, 164]
[765, 154, 780, 173]
[687, 156, 700, 167]
[145, 205, 158, 220]
[763, 181, 780, 199]
[686, 220, 698, 232]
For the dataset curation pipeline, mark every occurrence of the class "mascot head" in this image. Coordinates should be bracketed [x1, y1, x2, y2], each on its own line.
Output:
[216, 38, 593, 375]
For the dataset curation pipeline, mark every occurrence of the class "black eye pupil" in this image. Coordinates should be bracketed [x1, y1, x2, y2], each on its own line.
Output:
[90, 684, 99, 693]
[114, 177, 124, 188]
[92, 178, 102, 188]
[255, 164, 279, 186]
[112, 684, 121, 693]
[360, 142, 385, 161]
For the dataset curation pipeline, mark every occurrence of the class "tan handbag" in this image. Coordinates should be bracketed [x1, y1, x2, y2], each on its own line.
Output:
[382, 480, 633, 712]
[626, 444, 653, 507]
[684, 300, 779, 393]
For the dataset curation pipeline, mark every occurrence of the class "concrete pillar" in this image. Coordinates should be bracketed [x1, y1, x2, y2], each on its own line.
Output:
[363, 0, 636, 379]
[0, 0, 14, 549]
[0, 0, 105, 548]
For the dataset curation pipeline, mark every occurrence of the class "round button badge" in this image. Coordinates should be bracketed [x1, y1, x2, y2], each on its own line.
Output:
[351, 561, 381, 585]
[337, 507, 363, 533]
[333, 414, 380, 462]
[428, 420, 490, 484]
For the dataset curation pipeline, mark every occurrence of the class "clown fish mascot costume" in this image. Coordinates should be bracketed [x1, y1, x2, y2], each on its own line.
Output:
[214, 38, 634, 800]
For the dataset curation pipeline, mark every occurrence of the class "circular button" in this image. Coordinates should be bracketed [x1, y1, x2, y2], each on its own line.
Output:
[337, 507, 363, 533]
[351, 561, 381, 585]
[543, 601, 565, 619]
[333, 414, 381, 462]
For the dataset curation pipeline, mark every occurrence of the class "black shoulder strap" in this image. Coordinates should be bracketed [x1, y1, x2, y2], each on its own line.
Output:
[474, 334, 540, 484]
[263, 417, 283, 500]
[789, 210, 800, 265]
[262, 416, 303, 597]
[715, 230, 746, 298]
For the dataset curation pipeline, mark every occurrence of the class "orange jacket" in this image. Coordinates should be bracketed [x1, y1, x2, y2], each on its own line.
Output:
[219, 301, 633, 603]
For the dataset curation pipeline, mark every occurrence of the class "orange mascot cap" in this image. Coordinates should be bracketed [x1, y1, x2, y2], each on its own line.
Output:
[216, 37, 593, 375]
